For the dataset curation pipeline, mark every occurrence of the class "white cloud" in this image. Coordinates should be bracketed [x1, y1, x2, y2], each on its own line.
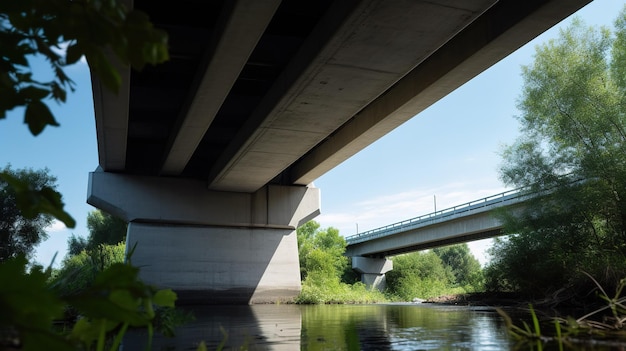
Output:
[45, 219, 67, 233]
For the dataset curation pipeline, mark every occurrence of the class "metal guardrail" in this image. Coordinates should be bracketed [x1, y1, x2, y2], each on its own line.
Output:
[345, 188, 526, 245]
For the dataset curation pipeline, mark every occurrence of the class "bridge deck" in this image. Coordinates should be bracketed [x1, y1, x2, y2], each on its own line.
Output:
[345, 189, 526, 247]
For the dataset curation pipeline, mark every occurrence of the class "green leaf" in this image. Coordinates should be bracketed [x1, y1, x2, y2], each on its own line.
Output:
[68, 295, 149, 326]
[0, 256, 65, 331]
[153, 289, 177, 308]
[92, 263, 139, 289]
[36, 186, 76, 228]
[65, 43, 84, 65]
[24, 100, 59, 135]
[0, 172, 76, 228]
[85, 49, 121, 93]
[109, 289, 140, 310]
[50, 81, 68, 102]
[196, 341, 208, 351]
[70, 318, 98, 344]
[21, 85, 51, 100]
[69, 318, 118, 346]
[21, 328, 75, 351]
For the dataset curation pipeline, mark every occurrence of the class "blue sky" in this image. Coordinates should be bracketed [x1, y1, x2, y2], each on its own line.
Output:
[0, 0, 621, 267]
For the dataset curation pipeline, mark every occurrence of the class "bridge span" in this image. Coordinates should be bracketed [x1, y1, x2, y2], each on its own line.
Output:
[86, 0, 590, 303]
[345, 189, 527, 289]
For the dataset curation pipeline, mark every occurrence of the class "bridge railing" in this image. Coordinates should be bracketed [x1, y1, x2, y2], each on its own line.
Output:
[345, 188, 526, 245]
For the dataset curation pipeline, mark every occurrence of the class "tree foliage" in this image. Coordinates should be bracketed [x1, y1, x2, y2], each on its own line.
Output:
[297, 221, 348, 281]
[66, 234, 88, 256]
[1, 252, 177, 351]
[52, 242, 126, 298]
[86, 210, 127, 248]
[386, 251, 455, 300]
[0, 2, 182, 348]
[433, 243, 484, 291]
[65, 210, 127, 257]
[386, 245, 485, 300]
[488, 9, 626, 295]
[0, 165, 57, 262]
[0, 0, 169, 227]
[295, 221, 386, 304]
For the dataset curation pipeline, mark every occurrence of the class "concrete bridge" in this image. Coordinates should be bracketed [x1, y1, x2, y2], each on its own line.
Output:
[345, 189, 528, 288]
[86, 0, 590, 304]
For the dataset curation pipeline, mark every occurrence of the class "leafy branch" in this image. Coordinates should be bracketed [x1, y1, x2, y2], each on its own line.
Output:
[0, 0, 169, 227]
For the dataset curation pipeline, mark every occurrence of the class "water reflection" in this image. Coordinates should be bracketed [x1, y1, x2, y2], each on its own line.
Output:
[123, 304, 302, 350]
[300, 304, 512, 350]
[122, 303, 621, 350]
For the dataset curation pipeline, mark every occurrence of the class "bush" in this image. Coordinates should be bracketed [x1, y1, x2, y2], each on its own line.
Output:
[386, 251, 456, 300]
[296, 271, 386, 304]
[51, 242, 126, 298]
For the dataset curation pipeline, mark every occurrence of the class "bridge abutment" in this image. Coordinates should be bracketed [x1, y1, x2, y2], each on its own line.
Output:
[351, 256, 393, 291]
[87, 171, 320, 304]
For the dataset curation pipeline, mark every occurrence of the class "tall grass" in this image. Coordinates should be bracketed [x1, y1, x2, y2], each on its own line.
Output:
[296, 272, 387, 304]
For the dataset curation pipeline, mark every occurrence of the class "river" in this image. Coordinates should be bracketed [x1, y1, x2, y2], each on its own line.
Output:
[121, 303, 624, 350]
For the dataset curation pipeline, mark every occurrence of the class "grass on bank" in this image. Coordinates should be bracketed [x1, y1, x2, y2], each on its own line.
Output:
[294, 271, 474, 305]
[496, 272, 626, 350]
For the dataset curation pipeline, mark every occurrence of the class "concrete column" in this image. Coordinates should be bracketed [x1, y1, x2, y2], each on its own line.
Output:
[87, 171, 320, 304]
[351, 256, 393, 291]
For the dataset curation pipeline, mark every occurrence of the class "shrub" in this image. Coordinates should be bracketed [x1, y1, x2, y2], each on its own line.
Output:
[51, 242, 126, 298]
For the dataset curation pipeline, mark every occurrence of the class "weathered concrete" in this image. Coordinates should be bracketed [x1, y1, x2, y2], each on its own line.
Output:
[87, 170, 320, 304]
[351, 256, 393, 291]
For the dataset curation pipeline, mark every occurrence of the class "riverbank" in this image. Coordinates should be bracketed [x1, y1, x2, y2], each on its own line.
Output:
[425, 292, 530, 307]
[429, 291, 626, 349]
[425, 291, 616, 322]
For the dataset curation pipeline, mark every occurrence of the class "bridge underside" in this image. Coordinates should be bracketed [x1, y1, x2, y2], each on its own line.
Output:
[90, 0, 591, 303]
[95, 0, 591, 193]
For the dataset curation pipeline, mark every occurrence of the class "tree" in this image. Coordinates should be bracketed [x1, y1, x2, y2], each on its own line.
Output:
[64, 210, 127, 259]
[0, 165, 57, 262]
[490, 9, 626, 295]
[433, 243, 484, 291]
[86, 209, 127, 248]
[297, 220, 319, 280]
[295, 221, 386, 304]
[66, 233, 88, 256]
[0, 0, 169, 227]
[1, 3, 179, 349]
[297, 221, 348, 281]
[385, 251, 455, 300]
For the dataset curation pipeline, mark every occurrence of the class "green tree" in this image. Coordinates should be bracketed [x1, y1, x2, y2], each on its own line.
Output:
[297, 220, 319, 280]
[433, 243, 484, 291]
[489, 9, 626, 295]
[64, 210, 127, 258]
[0, 0, 169, 227]
[297, 222, 348, 281]
[1, 3, 179, 349]
[0, 165, 57, 262]
[86, 210, 127, 248]
[66, 233, 88, 256]
[52, 242, 126, 297]
[386, 251, 455, 300]
[295, 221, 386, 304]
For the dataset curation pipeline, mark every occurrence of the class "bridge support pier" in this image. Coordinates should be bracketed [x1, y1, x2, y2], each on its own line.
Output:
[351, 256, 393, 291]
[87, 171, 320, 304]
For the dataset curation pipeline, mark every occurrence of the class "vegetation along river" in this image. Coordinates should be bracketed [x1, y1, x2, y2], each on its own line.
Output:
[120, 303, 626, 350]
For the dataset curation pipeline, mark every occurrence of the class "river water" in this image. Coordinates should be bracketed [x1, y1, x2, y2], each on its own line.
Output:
[122, 303, 624, 350]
